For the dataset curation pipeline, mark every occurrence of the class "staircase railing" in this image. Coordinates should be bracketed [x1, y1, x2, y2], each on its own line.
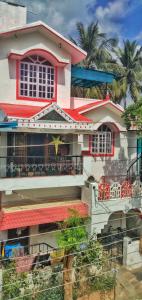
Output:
[30, 242, 55, 255]
[127, 153, 142, 182]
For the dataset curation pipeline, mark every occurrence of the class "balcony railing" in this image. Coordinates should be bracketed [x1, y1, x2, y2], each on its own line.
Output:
[98, 177, 142, 201]
[0, 155, 83, 178]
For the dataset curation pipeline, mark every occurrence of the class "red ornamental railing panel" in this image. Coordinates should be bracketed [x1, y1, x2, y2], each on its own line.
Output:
[121, 180, 132, 198]
[98, 182, 110, 201]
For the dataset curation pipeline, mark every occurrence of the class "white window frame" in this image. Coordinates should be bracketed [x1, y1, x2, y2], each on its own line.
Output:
[19, 56, 55, 100]
[91, 126, 113, 155]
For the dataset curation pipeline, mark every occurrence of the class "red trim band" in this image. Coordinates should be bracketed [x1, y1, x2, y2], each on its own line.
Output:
[9, 48, 68, 67]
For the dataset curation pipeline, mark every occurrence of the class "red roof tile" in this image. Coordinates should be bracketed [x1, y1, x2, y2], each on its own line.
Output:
[75, 100, 107, 112]
[0, 203, 88, 230]
[0, 103, 92, 122]
[64, 108, 92, 122]
[75, 100, 124, 113]
[0, 103, 43, 118]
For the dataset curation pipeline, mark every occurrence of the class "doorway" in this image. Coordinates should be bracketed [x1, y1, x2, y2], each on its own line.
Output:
[8, 227, 29, 254]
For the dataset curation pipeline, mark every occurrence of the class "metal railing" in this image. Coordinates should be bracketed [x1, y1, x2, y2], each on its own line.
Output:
[0, 155, 83, 178]
[127, 153, 142, 182]
[30, 242, 55, 255]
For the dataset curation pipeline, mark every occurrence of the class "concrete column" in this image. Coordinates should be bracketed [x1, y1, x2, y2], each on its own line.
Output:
[123, 236, 130, 266]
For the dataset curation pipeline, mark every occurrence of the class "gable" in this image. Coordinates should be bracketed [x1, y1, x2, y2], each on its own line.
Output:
[32, 104, 74, 123]
[83, 106, 126, 131]
[77, 101, 123, 115]
[39, 110, 68, 122]
[0, 21, 86, 64]
[4, 31, 70, 65]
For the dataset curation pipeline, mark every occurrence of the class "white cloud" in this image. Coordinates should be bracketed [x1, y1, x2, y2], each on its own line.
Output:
[21, 0, 140, 40]
[27, 0, 96, 36]
[136, 31, 142, 41]
[95, 0, 130, 35]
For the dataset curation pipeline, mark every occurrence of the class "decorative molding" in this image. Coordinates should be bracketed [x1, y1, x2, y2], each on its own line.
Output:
[98, 179, 139, 201]
[9, 48, 69, 67]
[17, 120, 93, 131]
[32, 103, 74, 123]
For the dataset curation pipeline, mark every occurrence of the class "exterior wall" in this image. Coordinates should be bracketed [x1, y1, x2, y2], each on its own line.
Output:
[71, 97, 99, 109]
[57, 63, 71, 108]
[79, 106, 128, 181]
[127, 131, 137, 161]
[30, 225, 57, 250]
[83, 183, 142, 235]
[0, 174, 84, 192]
[84, 106, 126, 131]
[123, 237, 142, 269]
[0, 32, 71, 107]
[82, 132, 128, 181]
[104, 211, 126, 233]
[0, 2, 27, 31]
[0, 230, 7, 242]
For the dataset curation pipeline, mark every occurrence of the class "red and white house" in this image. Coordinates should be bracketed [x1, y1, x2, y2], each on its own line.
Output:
[0, 1, 141, 255]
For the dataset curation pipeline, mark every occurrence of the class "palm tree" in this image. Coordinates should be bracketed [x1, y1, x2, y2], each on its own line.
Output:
[105, 40, 142, 105]
[70, 22, 117, 99]
[70, 22, 118, 68]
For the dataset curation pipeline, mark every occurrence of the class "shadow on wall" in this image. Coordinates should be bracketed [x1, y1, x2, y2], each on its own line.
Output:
[103, 147, 128, 183]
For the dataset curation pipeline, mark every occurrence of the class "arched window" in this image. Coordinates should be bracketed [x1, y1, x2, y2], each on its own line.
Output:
[19, 55, 55, 100]
[90, 124, 113, 155]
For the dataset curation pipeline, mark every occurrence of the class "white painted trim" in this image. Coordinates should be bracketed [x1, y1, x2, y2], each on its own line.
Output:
[32, 103, 74, 123]
[18, 120, 93, 130]
[17, 120, 126, 132]
[79, 101, 124, 115]
[9, 48, 70, 64]
[0, 175, 85, 191]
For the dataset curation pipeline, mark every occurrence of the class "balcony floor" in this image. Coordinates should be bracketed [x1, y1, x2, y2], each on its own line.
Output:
[4, 199, 82, 212]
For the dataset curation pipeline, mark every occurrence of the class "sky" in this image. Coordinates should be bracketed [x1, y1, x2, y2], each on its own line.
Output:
[7, 0, 142, 43]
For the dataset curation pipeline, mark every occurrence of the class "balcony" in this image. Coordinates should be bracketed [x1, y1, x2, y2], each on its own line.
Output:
[89, 177, 142, 216]
[5, 155, 83, 177]
[0, 156, 84, 191]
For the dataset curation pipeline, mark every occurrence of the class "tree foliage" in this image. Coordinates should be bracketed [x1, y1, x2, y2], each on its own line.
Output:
[123, 97, 142, 131]
[57, 209, 88, 253]
[70, 22, 117, 69]
[2, 262, 30, 300]
[107, 40, 142, 104]
[57, 209, 89, 300]
[71, 22, 142, 104]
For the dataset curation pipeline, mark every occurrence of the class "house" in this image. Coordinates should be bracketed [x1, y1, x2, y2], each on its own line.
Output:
[0, 1, 141, 257]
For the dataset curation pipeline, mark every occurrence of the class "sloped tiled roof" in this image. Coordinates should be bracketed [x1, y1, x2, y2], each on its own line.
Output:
[0, 103, 44, 118]
[76, 100, 124, 113]
[64, 108, 92, 122]
[0, 202, 88, 230]
[0, 103, 92, 122]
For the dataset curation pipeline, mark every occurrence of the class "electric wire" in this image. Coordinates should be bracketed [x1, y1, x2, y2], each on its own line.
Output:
[1, 224, 142, 267]
[7, 258, 142, 300]
[1, 234, 141, 290]
[1, 211, 141, 244]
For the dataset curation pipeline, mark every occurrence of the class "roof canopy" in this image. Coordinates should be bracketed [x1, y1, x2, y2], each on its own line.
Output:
[71, 66, 117, 88]
[0, 203, 88, 230]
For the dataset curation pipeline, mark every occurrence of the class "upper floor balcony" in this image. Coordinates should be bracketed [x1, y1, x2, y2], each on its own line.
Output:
[0, 132, 85, 191]
[0, 155, 84, 191]
[5, 155, 83, 178]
